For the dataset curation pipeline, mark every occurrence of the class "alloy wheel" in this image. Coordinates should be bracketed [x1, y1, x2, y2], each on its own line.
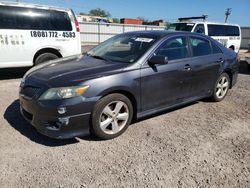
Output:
[216, 76, 229, 99]
[99, 101, 129, 135]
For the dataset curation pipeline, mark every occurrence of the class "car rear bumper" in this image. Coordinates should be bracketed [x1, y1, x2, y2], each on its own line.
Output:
[230, 64, 239, 88]
[19, 95, 98, 139]
[231, 71, 238, 88]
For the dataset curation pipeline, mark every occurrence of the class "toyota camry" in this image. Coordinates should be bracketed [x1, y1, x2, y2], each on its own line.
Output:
[19, 31, 239, 139]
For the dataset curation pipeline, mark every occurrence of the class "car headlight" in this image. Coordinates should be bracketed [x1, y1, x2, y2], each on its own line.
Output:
[39, 86, 90, 100]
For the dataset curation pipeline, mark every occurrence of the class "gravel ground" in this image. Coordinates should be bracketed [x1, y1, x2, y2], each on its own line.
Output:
[0, 62, 250, 188]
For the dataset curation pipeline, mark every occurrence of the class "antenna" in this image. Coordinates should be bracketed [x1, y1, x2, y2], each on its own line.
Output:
[225, 8, 232, 23]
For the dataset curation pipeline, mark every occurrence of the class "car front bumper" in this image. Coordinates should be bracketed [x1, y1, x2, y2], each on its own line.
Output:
[19, 95, 98, 139]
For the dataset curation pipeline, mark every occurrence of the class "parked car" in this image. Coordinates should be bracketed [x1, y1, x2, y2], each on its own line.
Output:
[167, 16, 241, 53]
[19, 31, 239, 140]
[0, 1, 81, 68]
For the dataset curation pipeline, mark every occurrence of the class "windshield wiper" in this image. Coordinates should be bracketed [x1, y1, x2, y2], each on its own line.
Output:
[87, 54, 110, 62]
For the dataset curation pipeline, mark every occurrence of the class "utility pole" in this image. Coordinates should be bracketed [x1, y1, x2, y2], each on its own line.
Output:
[225, 8, 232, 23]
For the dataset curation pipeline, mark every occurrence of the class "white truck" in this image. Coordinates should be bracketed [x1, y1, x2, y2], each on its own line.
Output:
[0, 1, 81, 68]
[167, 16, 241, 53]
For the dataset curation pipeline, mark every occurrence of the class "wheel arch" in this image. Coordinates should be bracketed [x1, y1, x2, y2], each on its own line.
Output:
[229, 45, 235, 51]
[100, 89, 138, 121]
[223, 69, 233, 89]
[33, 48, 62, 64]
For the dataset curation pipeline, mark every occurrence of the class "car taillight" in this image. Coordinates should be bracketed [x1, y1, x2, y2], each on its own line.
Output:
[236, 53, 241, 63]
[75, 19, 80, 32]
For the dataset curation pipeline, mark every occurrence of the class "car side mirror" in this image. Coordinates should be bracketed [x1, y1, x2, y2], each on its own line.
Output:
[148, 55, 168, 66]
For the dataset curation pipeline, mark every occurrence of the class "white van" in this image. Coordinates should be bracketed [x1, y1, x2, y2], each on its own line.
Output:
[168, 16, 241, 53]
[0, 2, 81, 68]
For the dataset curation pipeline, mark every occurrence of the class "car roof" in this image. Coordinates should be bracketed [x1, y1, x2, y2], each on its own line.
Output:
[121, 30, 207, 39]
[0, 1, 70, 12]
[172, 21, 240, 27]
[121, 30, 181, 37]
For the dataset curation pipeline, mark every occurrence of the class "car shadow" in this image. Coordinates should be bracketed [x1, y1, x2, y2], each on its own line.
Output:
[0, 67, 30, 80]
[239, 60, 250, 75]
[4, 100, 79, 147]
[78, 101, 199, 141]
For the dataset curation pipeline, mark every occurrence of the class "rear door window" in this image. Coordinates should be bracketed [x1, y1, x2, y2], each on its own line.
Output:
[0, 6, 72, 31]
[190, 37, 212, 57]
[211, 42, 222, 54]
[155, 37, 189, 61]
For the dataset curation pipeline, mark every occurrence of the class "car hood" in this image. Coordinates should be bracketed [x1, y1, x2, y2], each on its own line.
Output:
[24, 55, 129, 87]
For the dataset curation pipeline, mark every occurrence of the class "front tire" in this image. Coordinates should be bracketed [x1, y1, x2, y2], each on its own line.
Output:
[35, 53, 59, 65]
[211, 73, 230, 102]
[91, 94, 133, 140]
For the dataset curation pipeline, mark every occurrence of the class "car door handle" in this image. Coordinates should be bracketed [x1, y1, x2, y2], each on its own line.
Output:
[184, 64, 191, 71]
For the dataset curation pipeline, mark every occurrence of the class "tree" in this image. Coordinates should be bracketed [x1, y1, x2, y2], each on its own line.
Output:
[137, 17, 145, 21]
[112, 18, 120, 23]
[165, 21, 171, 28]
[137, 16, 150, 25]
[79, 12, 87, 15]
[89, 8, 111, 18]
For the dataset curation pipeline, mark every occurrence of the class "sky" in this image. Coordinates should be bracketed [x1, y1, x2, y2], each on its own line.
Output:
[10, 0, 250, 26]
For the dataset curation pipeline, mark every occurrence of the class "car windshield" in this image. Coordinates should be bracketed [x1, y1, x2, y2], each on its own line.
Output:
[167, 23, 195, 31]
[87, 34, 158, 63]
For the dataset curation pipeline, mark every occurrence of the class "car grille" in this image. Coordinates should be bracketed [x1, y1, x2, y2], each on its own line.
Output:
[20, 86, 41, 99]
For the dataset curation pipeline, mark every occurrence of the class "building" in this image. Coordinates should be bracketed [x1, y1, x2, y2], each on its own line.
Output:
[77, 15, 109, 23]
[144, 20, 166, 26]
[120, 18, 144, 25]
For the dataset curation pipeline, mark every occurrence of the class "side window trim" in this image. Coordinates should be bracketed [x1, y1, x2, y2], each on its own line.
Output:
[151, 35, 191, 63]
[211, 41, 223, 54]
[141, 35, 192, 67]
[189, 35, 212, 57]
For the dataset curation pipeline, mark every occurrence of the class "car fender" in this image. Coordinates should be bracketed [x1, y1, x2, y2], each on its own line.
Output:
[83, 70, 140, 110]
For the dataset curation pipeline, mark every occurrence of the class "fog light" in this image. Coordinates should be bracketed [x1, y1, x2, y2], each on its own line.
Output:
[57, 107, 66, 114]
[58, 117, 69, 126]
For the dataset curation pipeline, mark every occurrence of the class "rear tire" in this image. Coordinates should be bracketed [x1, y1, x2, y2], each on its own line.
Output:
[35, 53, 59, 65]
[229, 46, 234, 51]
[91, 94, 133, 140]
[210, 73, 230, 102]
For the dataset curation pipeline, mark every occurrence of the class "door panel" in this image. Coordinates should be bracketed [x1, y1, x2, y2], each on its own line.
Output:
[0, 30, 32, 68]
[140, 36, 195, 113]
[140, 58, 192, 112]
[189, 54, 222, 96]
[188, 36, 222, 97]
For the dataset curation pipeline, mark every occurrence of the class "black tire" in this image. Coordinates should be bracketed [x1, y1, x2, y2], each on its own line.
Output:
[210, 73, 230, 102]
[91, 93, 133, 140]
[35, 53, 59, 65]
[229, 46, 235, 51]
